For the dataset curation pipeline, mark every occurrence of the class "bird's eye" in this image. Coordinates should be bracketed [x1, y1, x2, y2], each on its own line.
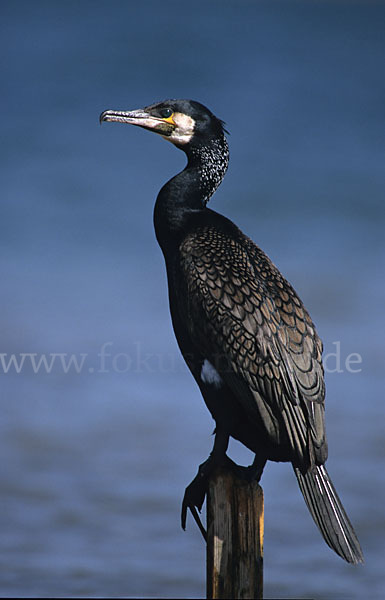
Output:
[159, 108, 173, 119]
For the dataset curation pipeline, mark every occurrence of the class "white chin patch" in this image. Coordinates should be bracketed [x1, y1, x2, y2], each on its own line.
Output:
[165, 112, 195, 145]
[200, 359, 223, 389]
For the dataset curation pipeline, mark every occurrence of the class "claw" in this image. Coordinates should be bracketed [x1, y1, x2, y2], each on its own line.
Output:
[181, 450, 251, 542]
[181, 453, 265, 542]
[181, 500, 187, 531]
[181, 462, 211, 540]
[181, 502, 207, 541]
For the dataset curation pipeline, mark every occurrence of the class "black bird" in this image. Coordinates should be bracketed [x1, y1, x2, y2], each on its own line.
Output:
[100, 99, 363, 564]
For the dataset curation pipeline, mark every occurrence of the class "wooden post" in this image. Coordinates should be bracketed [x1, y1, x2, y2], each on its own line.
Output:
[206, 466, 264, 599]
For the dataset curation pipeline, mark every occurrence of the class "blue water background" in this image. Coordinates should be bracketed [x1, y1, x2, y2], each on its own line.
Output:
[1, 1, 384, 597]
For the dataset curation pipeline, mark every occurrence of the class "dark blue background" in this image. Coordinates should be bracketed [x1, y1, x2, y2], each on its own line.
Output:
[1, 1, 384, 597]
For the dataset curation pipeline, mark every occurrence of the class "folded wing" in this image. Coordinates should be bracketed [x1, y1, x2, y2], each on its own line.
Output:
[179, 223, 327, 470]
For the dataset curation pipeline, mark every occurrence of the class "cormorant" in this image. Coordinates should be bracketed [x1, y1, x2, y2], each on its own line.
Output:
[100, 99, 363, 564]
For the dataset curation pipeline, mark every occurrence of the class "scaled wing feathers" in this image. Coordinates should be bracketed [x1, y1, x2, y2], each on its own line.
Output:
[180, 225, 326, 468]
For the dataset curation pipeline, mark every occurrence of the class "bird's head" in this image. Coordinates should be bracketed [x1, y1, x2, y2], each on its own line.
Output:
[100, 99, 227, 149]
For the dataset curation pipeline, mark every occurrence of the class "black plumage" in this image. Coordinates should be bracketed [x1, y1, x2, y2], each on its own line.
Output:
[100, 99, 363, 564]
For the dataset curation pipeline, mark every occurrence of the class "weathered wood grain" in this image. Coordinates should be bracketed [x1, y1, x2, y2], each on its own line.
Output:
[206, 466, 264, 599]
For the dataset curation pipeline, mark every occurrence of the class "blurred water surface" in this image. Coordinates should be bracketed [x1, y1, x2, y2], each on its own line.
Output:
[1, 1, 385, 597]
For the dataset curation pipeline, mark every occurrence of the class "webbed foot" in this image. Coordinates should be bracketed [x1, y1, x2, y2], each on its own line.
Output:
[181, 453, 266, 540]
[181, 458, 213, 541]
[181, 455, 242, 539]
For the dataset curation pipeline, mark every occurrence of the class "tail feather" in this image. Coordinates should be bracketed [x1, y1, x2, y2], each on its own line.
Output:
[294, 464, 364, 564]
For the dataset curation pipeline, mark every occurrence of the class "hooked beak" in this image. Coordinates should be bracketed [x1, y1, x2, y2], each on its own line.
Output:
[99, 109, 175, 137]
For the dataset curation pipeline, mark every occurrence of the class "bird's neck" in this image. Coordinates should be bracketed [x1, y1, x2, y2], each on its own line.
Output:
[154, 136, 229, 252]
